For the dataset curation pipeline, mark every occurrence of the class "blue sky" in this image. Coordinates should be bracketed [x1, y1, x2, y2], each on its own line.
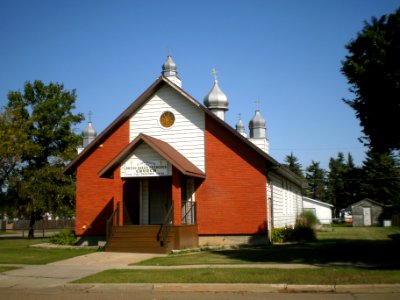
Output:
[1, 0, 399, 170]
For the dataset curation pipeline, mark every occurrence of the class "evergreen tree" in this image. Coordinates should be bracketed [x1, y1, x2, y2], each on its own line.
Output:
[326, 152, 361, 212]
[283, 152, 305, 179]
[305, 161, 327, 201]
[360, 151, 400, 207]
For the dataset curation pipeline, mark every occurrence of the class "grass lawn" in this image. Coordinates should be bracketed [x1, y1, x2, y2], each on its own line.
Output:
[75, 226, 400, 284]
[0, 266, 19, 273]
[75, 268, 400, 284]
[0, 237, 96, 265]
[135, 226, 400, 267]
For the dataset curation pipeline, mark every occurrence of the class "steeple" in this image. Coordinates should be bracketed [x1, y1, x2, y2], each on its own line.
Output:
[203, 68, 229, 121]
[248, 101, 269, 153]
[82, 112, 97, 148]
[236, 114, 247, 137]
[162, 55, 182, 87]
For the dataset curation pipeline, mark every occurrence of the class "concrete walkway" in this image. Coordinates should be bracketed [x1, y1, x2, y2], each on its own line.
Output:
[1, 252, 400, 294]
[0, 252, 164, 289]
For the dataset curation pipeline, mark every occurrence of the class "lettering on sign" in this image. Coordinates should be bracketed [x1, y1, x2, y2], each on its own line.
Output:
[122, 160, 169, 177]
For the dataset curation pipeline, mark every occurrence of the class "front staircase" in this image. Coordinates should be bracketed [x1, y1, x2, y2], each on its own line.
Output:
[105, 225, 170, 253]
[105, 224, 199, 253]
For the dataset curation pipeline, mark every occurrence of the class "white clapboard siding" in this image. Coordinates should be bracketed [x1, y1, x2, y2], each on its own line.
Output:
[130, 85, 205, 172]
[270, 173, 302, 228]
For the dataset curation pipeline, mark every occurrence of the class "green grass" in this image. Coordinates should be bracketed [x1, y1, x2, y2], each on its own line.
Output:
[73, 226, 400, 285]
[0, 238, 96, 265]
[135, 226, 400, 267]
[0, 266, 19, 273]
[75, 267, 400, 284]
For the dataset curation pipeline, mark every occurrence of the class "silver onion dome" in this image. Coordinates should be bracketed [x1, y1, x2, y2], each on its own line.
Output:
[249, 110, 266, 128]
[162, 55, 177, 77]
[82, 121, 97, 147]
[203, 79, 229, 110]
[236, 114, 247, 137]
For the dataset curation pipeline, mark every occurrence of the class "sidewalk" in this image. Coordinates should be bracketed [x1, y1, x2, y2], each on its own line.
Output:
[1, 252, 400, 294]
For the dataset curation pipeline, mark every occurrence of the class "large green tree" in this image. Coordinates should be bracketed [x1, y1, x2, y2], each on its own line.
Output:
[326, 152, 361, 212]
[1, 80, 83, 235]
[359, 151, 400, 207]
[341, 8, 400, 153]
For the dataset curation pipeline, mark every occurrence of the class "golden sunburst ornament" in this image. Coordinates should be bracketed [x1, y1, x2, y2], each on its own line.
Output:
[160, 111, 175, 128]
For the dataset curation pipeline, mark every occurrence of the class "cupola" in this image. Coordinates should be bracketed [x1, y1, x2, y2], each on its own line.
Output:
[236, 114, 247, 137]
[249, 109, 266, 139]
[162, 55, 182, 87]
[248, 103, 269, 153]
[82, 113, 97, 148]
[203, 68, 229, 121]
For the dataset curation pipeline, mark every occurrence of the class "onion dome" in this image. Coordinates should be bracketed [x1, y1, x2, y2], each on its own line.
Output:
[249, 109, 266, 139]
[161, 55, 182, 87]
[203, 68, 229, 120]
[236, 114, 247, 137]
[203, 80, 229, 109]
[249, 109, 266, 128]
[162, 55, 177, 76]
[82, 116, 97, 148]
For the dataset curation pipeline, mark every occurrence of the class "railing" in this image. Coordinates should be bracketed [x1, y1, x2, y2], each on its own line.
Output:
[182, 201, 196, 225]
[106, 202, 120, 244]
[158, 203, 174, 247]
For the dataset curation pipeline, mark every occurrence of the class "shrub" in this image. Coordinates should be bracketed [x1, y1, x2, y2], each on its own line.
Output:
[292, 224, 317, 242]
[50, 230, 77, 245]
[296, 211, 320, 228]
[271, 227, 294, 243]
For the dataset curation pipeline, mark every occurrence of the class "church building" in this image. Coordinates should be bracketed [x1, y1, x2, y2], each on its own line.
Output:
[64, 56, 304, 253]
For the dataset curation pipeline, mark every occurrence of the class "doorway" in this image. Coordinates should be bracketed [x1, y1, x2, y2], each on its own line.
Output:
[363, 207, 372, 226]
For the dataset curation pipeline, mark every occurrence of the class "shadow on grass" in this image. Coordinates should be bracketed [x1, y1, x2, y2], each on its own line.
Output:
[208, 238, 400, 270]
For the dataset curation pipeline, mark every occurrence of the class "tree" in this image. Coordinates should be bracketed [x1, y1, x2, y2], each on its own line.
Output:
[341, 8, 400, 153]
[305, 161, 327, 201]
[283, 152, 305, 179]
[359, 151, 400, 207]
[1, 80, 83, 236]
[326, 152, 361, 212]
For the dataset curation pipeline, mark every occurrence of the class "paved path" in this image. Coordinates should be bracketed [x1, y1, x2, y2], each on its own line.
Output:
[0, 252, 164, 289]
[1, 251, 400, 295]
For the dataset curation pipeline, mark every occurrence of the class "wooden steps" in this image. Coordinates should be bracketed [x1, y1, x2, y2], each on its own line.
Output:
[105, 225, 169, 253]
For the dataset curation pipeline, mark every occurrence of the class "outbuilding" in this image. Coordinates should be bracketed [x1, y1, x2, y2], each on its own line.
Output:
[302, 197, 333, 224]
[351, 198, 384, 227]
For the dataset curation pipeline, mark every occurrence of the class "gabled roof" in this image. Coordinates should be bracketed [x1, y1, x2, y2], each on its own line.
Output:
[64, 75, 303, 186]
[351, 198, 385, 207]
[98, 133, 206, 179]
[303, 197, 334, 207]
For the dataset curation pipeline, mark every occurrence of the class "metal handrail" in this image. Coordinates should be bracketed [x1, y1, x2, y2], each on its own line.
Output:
[158, 203, 174, 247]
[182, 201, 196, 225]
[106, 202, 120, 244]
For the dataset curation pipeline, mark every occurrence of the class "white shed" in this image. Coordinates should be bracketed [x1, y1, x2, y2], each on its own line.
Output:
[302, 197, 333, 224]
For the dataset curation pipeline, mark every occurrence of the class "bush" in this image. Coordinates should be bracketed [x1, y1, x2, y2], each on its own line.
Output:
[271, 227, 294, 243]
[50, 230, 77, 245]
[292, 224, 316, 242]
[296, 211, 320, 228]
[272, 212, 318, 243]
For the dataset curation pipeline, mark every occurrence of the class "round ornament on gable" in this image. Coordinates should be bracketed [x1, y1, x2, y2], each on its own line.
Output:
[159, 111, 175, 128]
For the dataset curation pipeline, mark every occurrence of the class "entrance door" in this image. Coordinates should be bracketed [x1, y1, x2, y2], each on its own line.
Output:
[149, 177, 172, 224]
[363, 207, 372, 226]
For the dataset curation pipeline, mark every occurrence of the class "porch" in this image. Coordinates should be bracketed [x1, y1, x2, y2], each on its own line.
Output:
[105, 202, 199, 253]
